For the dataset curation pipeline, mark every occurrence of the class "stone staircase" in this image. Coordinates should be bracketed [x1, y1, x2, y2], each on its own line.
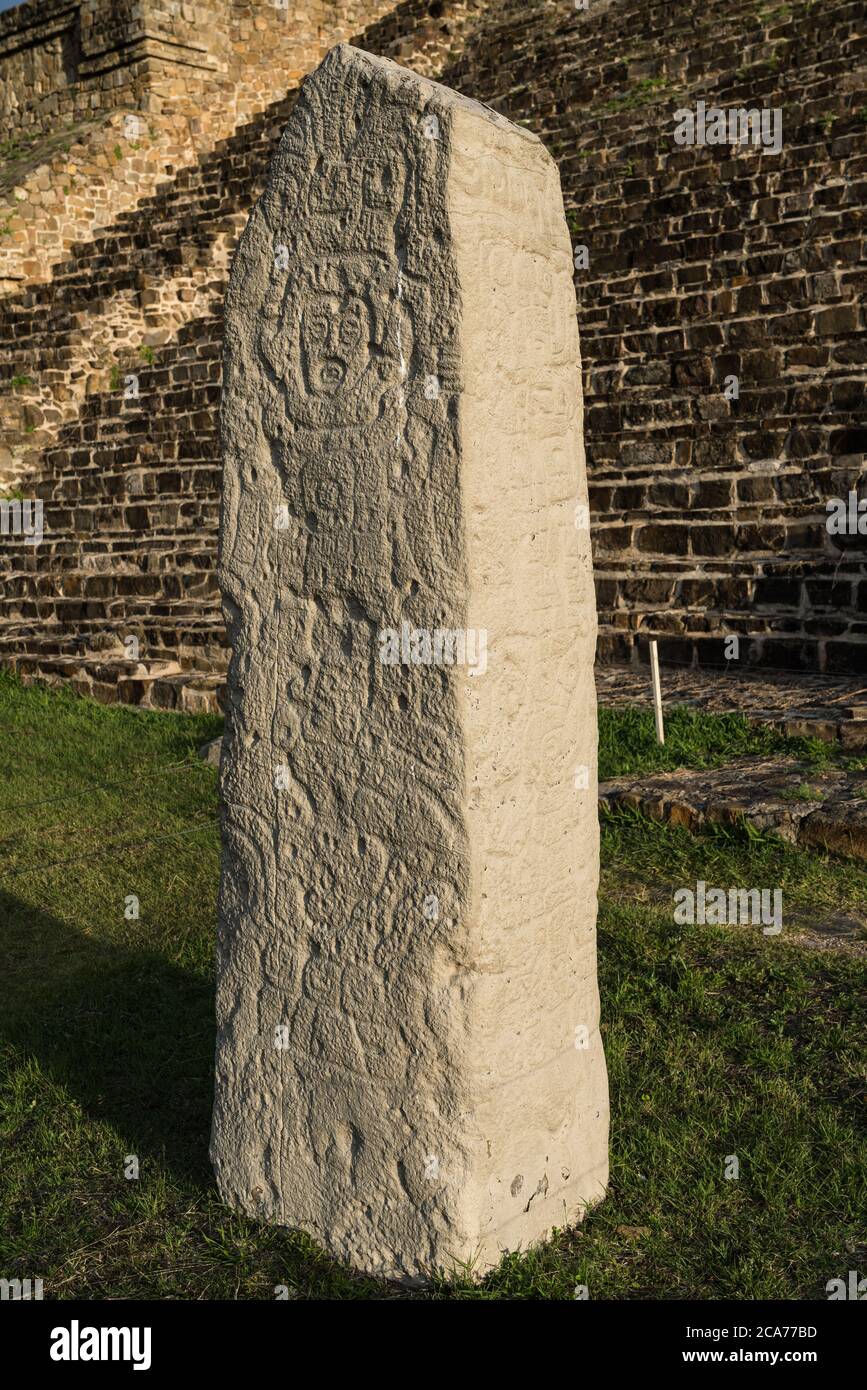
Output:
[0, 0, 498, 710]
[448, 0, 867, 671]
[0, 315, 227, 709]
[0, 0, 865, 712]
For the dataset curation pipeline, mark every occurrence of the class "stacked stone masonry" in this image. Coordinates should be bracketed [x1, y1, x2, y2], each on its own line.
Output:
[0, 0, 865, 710]
[0, 0, 404, 291]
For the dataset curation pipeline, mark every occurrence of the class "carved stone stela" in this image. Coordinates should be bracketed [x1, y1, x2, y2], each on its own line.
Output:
[212, 43, 608, 1281]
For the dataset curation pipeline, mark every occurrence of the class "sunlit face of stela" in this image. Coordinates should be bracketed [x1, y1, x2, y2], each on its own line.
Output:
[300, 292, 371, 399]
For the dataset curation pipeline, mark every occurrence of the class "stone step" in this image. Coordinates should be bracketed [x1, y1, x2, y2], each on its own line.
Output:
[0, 649, 223, 713]
[0, 541, 216, 568]
[0, 588, 221, 624]
[0, 560, 216, 587]
[0, 622, 228, 669]
[600, 756, 867, 862]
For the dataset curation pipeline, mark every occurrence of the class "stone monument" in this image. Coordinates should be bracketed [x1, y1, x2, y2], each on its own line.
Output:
[212, 42, 608, 1281]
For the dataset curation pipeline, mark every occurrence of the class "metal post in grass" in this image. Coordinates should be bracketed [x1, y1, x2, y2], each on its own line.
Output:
[650, 638, 665, 744]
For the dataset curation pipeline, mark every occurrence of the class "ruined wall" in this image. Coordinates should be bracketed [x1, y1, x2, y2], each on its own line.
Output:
[0, 0, 865, 710]
[0, 0, 222, 137]
[447, 0, 867, 673]
[0, 0, 404, 138]
[0, 0, 403, 293]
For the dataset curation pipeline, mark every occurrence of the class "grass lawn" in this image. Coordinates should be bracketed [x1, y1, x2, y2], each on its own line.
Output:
[0, 675, 864, 1299]
[597, 704, 850, 781]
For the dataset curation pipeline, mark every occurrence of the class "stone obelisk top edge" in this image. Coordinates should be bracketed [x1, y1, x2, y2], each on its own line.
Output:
[307, 42, 544, 149]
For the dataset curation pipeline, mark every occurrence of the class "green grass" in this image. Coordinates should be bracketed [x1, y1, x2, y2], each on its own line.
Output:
[0, 676, 864, 1299]
[441, 903, 865, 1299]
[601, 806, 867, 931]
[598, 705, 833, 781]
[778, 782, 827, 803]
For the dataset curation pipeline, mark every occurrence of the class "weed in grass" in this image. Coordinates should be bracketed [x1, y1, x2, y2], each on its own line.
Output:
[779, 783, 827, 803]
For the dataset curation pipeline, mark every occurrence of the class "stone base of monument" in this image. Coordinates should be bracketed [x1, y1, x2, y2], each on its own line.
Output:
[210, 43, 609, 1283]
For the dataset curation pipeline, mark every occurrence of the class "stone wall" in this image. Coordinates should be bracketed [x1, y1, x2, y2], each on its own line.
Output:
[0, 1, 403, 293]
[0, 1, 405, 139]
[0, 0, 221, 137]
[448, 0, 867, 673]
[0, 0, 865, 711]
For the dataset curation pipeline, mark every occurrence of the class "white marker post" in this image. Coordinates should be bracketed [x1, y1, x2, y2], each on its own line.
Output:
[649, 639, 664, 745]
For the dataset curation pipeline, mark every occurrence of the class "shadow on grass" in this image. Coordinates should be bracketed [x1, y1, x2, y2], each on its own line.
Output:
[0, 888, 216, 1186]
[0, 888, 424, 1298]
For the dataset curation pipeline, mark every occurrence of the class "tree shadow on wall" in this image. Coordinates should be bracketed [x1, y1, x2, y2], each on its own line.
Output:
[0, 887, 216, 1187]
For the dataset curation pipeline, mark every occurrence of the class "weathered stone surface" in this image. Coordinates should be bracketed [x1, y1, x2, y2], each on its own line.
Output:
[198, 735, 223, 768]
[211, 43, 607, 1281]
[600, 757, 867, 863]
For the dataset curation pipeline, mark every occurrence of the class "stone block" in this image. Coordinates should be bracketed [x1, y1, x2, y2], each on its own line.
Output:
[211, 43, 608, 1281]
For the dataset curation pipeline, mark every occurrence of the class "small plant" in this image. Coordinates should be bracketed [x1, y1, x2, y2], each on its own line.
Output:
[140, 345, 155, 366]
[8, 374, 32, 389]
[779, 783, 827, 803]
[109, 366, 122, 391]
[819, 112, 836, 135]
[602, 76, 670, 115]
[114, 144, 123, 161]
[756, 3, 790, 21]
[842, 756, 867, 773]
